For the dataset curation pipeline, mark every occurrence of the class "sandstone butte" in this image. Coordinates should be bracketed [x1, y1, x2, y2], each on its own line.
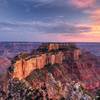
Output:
[8, 43, 100, 90]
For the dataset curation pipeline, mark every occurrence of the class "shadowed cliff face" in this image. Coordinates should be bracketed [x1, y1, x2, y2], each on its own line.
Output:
[0, 57, 11, 92]
[0, 57, 11, 74]
[9, 43, 100, 91]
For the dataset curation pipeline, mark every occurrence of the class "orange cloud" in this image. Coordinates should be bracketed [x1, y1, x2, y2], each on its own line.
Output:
[70, 0, 96, 8]
[90, 9, 100, 24]
[87, 8, 100, 35]
[43, 23, 100, 42]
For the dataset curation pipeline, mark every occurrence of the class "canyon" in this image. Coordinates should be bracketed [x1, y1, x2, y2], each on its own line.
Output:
[8, 43, 100, 91]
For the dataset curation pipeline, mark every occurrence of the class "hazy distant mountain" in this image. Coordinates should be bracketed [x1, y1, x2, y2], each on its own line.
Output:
[0, 42, 41, 58]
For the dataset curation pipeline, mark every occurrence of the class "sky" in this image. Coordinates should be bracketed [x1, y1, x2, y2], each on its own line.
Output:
[0, 0, 100, 42]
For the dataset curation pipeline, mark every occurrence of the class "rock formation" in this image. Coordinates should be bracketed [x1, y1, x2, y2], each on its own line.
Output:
[11, 43, 79, 79]
[9, 43, 100, 91]
[12, 51, 64, 79]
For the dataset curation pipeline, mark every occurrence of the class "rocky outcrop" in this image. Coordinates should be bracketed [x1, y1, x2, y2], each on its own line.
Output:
[12, 48, 65, 79]
[9, 43, 100, 91]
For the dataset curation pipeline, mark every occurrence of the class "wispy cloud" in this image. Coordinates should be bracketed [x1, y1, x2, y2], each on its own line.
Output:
[69, 0, 96, 9]
[0, 0, 99, 42]
[84, 8, 100, 35]
[22, 0, 70, 8]
[0, 20, 91, 34]
[22, 0, 56, 7]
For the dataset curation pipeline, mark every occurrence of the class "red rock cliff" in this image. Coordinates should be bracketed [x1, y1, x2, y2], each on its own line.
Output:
[12, 49, 65, 79]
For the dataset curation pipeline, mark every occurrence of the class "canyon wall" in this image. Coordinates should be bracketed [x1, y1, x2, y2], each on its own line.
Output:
[12, 51, 66, 79]
[13, 60, 24, 80]
[12, 43, 81, 80]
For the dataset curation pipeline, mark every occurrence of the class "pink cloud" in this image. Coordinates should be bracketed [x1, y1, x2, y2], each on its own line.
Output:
[37, 33, 100, 42]
[58, 34, 100, 42]
[70, 0, 96, 9]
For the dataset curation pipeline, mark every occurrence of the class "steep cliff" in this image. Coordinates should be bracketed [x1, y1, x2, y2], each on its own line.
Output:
[12, 51, 64, 79]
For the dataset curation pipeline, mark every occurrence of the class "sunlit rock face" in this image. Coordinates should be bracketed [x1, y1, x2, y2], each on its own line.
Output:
[23, 58, 37, 78]
[13, 60, 24, 80]
[55, 52, 64, 64]
[12, 51, 64, 80]
[36, 54, 47, 69]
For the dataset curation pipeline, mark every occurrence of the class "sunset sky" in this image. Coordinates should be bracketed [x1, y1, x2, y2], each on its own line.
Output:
[0, 0, 100, 42]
